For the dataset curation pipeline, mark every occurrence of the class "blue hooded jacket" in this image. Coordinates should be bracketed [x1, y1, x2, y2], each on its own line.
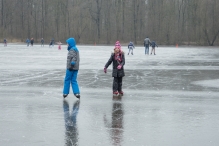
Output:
[66, 38, 80, 70]
[66, 38, 78, 52]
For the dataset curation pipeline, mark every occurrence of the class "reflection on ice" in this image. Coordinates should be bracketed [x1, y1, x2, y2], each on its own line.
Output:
[63, 100, 80, 146]
[104, 97, 124, 146]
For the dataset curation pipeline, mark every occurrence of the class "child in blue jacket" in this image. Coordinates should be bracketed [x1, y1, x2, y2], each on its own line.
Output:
[26, 38, 30, 47]
[63, 38, 80, 99]
[127, 41, 135, 55]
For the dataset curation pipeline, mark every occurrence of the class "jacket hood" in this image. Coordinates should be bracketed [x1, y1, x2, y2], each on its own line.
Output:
[66, 38, 77, 51]
[129, 42, 133, 45]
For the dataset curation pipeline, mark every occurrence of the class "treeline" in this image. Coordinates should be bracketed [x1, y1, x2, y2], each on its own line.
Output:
[0, 0, 219, 46]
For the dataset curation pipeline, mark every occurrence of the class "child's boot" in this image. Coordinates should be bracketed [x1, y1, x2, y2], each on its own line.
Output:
[63, 94, 68, 98]
[113, 91, 119, 96]
[74, 94, 80, 99]
[119, 91, 124, 96]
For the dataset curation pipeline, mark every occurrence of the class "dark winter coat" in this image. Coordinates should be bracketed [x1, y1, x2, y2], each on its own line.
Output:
[151, 41, 158, 48]
[144, 37, 151, 46]
[30, 39, 34, 44]
[105, 52, 125, 77]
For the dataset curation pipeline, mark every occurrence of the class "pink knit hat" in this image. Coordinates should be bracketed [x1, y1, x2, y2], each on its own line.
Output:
[114, 41, 121, 50]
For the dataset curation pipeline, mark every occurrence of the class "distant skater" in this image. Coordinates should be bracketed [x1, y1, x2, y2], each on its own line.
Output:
[41, 38, 44, 47]
[144, 37, 151, 55]
[52, 38, 54, 47]
[127, 41, 135, 55]
[30, 38, 34, 46]
[57, 41, 62, 50]
[3, 38, 7, 47]
[49, 38, 54, 47]
[49, 40, 52, 47]
[150, 41, 158, 55]
[104, 41, 125, 96]
[26, 38, 30, 47]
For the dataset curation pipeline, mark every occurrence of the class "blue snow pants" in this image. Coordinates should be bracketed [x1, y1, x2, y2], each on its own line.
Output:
[63, 69, 80, 95]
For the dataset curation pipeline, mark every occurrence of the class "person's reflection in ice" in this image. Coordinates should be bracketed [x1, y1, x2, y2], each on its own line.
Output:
[63, 100, 80, 146]
[104, 96, 124, 146]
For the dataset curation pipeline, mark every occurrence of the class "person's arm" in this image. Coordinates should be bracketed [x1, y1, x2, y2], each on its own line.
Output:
[105, 54, 113, 69]
[104, 54, 113, 73]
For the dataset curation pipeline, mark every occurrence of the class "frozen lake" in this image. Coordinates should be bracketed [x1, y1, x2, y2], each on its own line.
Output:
[0, 44, 219, 146]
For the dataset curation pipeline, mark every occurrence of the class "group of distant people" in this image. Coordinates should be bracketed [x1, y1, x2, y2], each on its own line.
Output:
[143, 37, 158, 55]
[25, 38, 62, 49]
[25, 38, 35, 47]
[4, 36, 158, 55]
[127, 37, 158, 55]
[26, 38, 51, 47]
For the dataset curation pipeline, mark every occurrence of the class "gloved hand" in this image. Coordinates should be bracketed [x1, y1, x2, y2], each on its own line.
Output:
[71, 62, 75, 65]
[104, 67, 107, 73]
[117, 65, 122, 69]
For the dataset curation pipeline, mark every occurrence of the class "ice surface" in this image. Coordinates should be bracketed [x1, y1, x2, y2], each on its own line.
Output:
[192, 79, 219, 88]
[0, 44, 219, 146]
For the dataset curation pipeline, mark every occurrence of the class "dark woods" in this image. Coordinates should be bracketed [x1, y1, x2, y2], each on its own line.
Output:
[0, 0, 219, 46]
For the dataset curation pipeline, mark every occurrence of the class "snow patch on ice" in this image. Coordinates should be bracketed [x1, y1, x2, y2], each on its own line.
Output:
[191, 79, 219, 88]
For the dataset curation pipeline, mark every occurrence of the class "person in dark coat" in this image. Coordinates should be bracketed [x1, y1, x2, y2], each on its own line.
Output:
[49, 38, 54, 47]
[30, 38, 34, 46]
[3, 38, 7, 46]
[104, 41, 125, 96]
[41, 38, 44, 47]
[150, 41, 158, 55]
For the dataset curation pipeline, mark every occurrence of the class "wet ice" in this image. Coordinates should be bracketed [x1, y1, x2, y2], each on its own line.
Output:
[0, 44, 219, 146]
